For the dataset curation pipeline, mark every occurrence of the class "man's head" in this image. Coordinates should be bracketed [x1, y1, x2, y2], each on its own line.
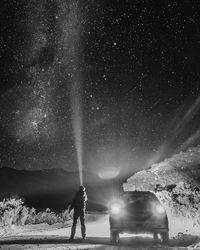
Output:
[79, 185, 86, 192]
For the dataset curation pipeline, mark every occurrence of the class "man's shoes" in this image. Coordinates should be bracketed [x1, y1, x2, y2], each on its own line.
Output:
[82, 236, 86, 240]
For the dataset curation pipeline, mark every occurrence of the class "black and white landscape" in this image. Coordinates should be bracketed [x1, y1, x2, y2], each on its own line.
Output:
[0, 0, 200, 249]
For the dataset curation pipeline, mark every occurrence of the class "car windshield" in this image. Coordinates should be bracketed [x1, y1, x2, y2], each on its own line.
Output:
[122, 192, 157, 205]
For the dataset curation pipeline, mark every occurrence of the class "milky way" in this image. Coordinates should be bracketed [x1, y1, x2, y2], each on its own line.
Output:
[0, 0, 200, 179]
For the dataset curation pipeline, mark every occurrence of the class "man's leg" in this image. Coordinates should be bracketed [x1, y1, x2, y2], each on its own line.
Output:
[70, 212, 79, 240]
[80, 211, 86, 239]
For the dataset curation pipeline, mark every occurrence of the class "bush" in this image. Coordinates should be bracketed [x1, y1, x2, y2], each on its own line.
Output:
[0, 198, 71, 234]
[155, 182, 200, 236]
[0, 198, 29, 227]
[32, 208, 69, 225]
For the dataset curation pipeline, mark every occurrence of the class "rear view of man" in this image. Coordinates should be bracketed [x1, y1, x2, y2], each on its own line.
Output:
[68, 186, 87, 241]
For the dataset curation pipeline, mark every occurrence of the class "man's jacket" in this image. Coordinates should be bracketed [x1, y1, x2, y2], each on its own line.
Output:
[69, 190, 87, 212]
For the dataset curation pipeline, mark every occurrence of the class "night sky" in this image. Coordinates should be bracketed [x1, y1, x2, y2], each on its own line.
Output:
[0, 0, 200, 179]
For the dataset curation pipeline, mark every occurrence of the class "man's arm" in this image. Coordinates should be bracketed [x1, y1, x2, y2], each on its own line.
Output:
[84, 193, 88, 202]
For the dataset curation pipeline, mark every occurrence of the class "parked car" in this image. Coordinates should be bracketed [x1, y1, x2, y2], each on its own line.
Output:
[109, 191, 169, 244]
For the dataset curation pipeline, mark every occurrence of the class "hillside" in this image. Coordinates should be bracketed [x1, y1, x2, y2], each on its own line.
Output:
[123, 146, 200, 236]
[123, 146, 200, 191]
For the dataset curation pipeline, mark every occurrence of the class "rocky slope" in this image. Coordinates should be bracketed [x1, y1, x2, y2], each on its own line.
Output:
[123, 146, 200, 191]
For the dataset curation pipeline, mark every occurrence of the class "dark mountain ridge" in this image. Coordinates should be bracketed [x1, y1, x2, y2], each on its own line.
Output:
[0, 167, 121, 212]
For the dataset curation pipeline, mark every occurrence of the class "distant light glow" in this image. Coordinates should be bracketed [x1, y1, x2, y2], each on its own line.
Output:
[98, 167, 119, 179]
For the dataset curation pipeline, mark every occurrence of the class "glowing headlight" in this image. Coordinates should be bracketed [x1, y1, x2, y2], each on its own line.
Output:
[155, 204, 165, 215]
[110, 203, 121, 215]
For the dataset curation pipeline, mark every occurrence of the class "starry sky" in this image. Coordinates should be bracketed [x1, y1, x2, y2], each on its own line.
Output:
[0, 0, 200, 179]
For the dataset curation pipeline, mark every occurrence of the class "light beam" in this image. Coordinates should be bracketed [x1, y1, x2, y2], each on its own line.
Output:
[71, 75, 83, 185]
[67, 0, 84, 186]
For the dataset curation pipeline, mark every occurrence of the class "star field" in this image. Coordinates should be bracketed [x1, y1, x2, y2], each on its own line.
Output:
[0, 0, 200, 178]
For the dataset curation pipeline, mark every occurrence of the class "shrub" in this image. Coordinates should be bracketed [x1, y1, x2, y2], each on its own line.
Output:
[0, 197, 71, 234]
[0, 198, 28, 227]
[155, 182, 200, 236]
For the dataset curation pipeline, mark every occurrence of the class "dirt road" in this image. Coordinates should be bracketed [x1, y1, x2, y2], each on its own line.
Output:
[0, 214, 198, 249]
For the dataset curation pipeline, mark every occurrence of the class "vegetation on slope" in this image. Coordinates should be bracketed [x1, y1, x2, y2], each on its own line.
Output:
[123, 146, 200, 235]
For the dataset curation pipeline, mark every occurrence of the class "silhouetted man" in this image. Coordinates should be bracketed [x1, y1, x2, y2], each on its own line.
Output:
[68, 185, 87, 241]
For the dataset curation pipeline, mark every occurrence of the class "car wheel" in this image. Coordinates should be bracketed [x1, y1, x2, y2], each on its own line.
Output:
[161, 232, 169, 244]
[110, 231, 119, 244]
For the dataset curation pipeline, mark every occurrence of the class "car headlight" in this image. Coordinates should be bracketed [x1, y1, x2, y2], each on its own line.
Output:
[154, 204, 165, 215]
[110, 202, 121, 215]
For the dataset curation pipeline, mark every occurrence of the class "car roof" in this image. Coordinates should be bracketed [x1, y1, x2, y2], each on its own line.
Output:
[123, 191, 154, 195]
[122, 191, 157, 199]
